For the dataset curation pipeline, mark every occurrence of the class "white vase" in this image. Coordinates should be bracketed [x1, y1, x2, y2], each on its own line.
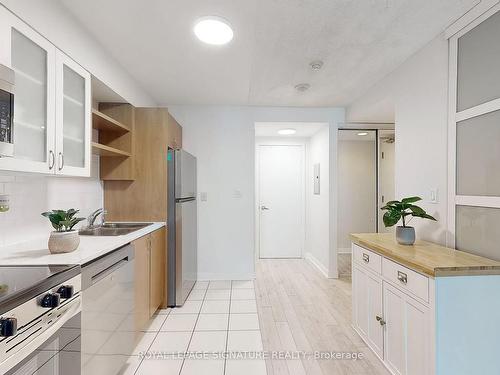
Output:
[48, 230, 80, 254]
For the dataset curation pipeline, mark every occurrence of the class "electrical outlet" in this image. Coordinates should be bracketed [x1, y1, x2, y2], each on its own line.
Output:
[200, 192, 208, 202]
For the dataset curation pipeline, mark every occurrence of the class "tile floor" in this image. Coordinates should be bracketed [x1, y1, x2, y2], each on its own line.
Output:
[120, 280, 266, 375]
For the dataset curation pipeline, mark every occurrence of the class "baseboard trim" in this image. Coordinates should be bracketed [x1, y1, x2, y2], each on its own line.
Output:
[196, 272, 256, 281]
[338, 248, 352, 254]
[304, 252, 329, 278]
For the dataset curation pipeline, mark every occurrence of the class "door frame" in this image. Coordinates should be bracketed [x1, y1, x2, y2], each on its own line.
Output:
[255, 141, 306, 259]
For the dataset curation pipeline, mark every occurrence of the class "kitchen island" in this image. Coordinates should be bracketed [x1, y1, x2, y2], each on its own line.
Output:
[351, 233, 500, 375]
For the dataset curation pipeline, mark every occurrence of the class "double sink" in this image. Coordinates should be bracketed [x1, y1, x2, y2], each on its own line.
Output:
[79, 222, 152, 236]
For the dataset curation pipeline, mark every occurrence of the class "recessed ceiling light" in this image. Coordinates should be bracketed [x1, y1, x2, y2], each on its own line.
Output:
[278, 129, 297, 135]
[194, 16, 233, 45]
[310, 60, 324, 71]
[295, 83, 310, 92]
[357, 132, 369, 136]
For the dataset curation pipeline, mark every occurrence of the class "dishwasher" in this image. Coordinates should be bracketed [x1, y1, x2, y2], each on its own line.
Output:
[81, 244, 135, 375]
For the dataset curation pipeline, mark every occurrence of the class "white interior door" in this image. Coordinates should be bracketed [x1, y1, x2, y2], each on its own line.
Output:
[259, 144, 304, 258]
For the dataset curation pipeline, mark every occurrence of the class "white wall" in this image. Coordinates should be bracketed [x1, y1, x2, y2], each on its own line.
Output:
[347, 35, 449, 244]
[337, 138, 377, 251]
[0, 0, 156, 106]
[305, 127, 330, 275]
[0, 157, 103, 247]
[169, 106, 344, 279]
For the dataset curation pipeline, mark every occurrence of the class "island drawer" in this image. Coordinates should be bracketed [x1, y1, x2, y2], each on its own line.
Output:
[352, 244, 382, 274]
[382, 258, 429, 302]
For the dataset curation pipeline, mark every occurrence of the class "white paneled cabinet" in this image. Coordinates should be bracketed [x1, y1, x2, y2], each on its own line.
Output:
[0, 7, 91, 176]
[352, 243, 433, 375]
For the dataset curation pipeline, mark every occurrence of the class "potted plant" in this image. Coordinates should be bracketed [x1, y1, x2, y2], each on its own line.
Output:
[381, 197, 436, 245]
[41, 209, 85, 254]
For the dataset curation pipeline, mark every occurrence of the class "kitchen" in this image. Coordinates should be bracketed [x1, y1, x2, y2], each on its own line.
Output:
[1, 1, 500, 375]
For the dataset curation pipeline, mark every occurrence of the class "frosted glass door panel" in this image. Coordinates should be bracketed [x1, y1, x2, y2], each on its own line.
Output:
[457, 10, 500, 111]
[62, 65, 85, 168]
[456, 110, 500, 196]
[456, 205, 500, 261]
[11, 29, 47, 162]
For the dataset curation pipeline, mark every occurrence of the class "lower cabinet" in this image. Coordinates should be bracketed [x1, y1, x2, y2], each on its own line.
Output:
[383, 282, 430, 375]
[353, 265, 384, 359]
[352, 245, 432, 375]
[133, 228, 166, 332]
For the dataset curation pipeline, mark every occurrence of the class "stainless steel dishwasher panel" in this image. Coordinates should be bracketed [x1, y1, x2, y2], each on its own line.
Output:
[81, 244, 135, 375]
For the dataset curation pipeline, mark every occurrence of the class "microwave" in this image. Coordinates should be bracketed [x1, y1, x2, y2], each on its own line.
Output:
[0, 64, 14, 158]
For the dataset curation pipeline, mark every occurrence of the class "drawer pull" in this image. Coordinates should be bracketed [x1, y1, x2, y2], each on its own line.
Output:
[397, 271, 408, 284]
[376, 316, 386, 326]
[362, 253, 370, 263]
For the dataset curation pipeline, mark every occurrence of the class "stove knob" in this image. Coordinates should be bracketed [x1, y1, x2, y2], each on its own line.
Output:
[40, 293, 60, 308]
[57, 285, 74, 299]
[0, 317, 17, 337]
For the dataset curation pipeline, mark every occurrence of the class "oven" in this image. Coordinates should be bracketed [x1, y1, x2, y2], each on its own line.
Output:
[0, 63, 14, 158]
[0, 267, 81, 375]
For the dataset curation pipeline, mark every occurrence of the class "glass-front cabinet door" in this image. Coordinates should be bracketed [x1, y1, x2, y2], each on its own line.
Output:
[0, 8, 56, 173]
[55, 51, 91, 176]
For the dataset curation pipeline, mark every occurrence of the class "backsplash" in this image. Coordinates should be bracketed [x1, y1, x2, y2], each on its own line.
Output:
[0, 156, 103, 247]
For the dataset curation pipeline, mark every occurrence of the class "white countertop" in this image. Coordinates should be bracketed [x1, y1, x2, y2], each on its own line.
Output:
[0, 222, 165, 265]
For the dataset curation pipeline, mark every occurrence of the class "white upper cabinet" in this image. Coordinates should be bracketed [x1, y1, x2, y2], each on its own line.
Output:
[0, 7, 91, 177]
[55, 51, 91, 176]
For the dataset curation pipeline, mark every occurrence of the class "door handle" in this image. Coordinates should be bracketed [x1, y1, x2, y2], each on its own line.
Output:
[260, 205, 270, 211]
[49, 150, 55, 170]
[376, 316, 386, 326]
[58, 152, 64, 171]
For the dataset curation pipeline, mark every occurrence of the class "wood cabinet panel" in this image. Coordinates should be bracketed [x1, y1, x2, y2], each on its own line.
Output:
[133, 234, 150, 332]
[150, 228, 166, 315]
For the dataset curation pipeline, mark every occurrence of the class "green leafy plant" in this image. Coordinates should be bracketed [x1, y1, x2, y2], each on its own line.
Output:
[381, 197, 437, 228]
[41, 209, 85, 232]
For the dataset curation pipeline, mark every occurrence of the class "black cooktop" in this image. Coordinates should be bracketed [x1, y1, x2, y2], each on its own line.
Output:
[0, 265, 81, 315]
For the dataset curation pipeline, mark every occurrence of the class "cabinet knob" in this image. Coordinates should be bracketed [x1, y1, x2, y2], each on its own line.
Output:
[376, 316, 386, 326]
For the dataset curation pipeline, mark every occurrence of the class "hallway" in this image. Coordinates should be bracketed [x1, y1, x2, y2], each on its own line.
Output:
[256, 259, 389, 375]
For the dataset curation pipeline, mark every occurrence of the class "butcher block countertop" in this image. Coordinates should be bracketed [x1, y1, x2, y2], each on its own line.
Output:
[350, 233, 500, 277]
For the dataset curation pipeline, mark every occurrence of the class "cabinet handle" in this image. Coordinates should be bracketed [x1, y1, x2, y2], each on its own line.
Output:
[49, 150, 55, 170]
[362, 253, 370, 263]
[58, 152, 64, 171]
[397, 271, 408, 284]
[376, 316, 386, 326]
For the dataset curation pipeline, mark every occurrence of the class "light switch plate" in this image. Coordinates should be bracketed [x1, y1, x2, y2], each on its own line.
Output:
[233, 189, 242, 199]
[200, 192, 208, 202]
[429, 188, 438, 204]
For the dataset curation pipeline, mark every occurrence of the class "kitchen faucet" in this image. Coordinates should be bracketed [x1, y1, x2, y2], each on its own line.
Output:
[86, 208, 107, 228]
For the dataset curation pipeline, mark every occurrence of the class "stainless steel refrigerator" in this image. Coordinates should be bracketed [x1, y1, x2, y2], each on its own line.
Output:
[167, 149, 197, 306]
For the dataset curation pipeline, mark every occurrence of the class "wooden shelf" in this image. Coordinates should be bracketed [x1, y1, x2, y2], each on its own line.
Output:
[92, 142, 131, 157]
[92, 109, 130, 134]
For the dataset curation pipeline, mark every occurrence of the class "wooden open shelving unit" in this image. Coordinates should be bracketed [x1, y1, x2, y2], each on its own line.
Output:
[92, 109, 131, 134]
[92, 103, 136, 180]
[92, 142, 132, 157]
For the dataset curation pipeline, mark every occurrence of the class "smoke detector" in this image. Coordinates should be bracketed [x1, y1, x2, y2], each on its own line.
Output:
[310, 60, 324, 71]
[295, 83, 310, 92]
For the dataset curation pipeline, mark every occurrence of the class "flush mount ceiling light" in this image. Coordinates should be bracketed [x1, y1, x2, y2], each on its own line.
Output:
[357, 132, 369, 136]
[310, 60, 324, 71]
[194, 16, 234, 45]
[278, 129, 297, 135]
[295, 83, 310, 92]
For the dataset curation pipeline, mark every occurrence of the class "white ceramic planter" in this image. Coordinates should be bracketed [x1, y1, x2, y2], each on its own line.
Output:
[396, 226, 416, 245]
[48, 230, 80, 254]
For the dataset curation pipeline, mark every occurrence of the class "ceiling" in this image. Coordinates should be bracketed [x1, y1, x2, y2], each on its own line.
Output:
[255, 122, 327, 137]
[60, 0, 477, 107]
[338, 129, 376, 141]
